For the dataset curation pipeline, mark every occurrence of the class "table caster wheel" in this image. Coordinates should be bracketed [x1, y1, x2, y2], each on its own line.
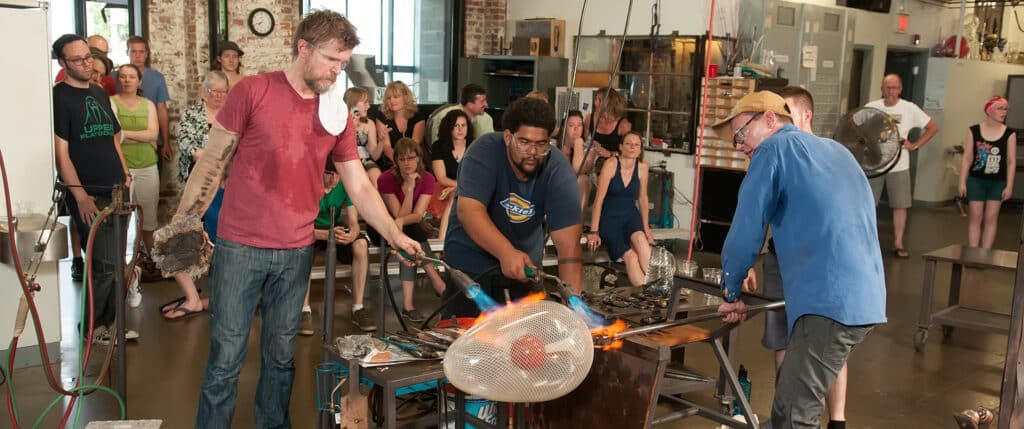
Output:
[942, 326, 954, 343]
[914, 329, 928, 352]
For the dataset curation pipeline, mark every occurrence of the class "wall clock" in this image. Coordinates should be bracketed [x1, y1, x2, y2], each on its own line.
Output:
[248, 8, 274, 37]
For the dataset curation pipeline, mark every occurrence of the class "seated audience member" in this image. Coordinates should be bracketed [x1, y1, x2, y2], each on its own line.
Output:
[377, 138, 446, 322]
[587, 132, 653, 286]
[560, 110, 596, 212]
[375, 81, 424, 171]
[429, 110, 475, 240]
[344, 87, 383, 187]
[298, 161, 375, 335]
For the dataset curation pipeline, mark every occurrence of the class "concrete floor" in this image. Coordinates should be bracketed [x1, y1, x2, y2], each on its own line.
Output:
[2, 204, 1020, 428]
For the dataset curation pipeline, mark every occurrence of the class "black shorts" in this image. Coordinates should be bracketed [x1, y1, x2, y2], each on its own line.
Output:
[313, 230, 368, 264]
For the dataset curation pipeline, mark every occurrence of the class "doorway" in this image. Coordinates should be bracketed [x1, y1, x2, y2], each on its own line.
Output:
[847, 46, 872, 111]
[884, 48, 930, 197]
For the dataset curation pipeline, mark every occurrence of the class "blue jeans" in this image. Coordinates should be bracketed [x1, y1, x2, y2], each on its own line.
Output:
[195, 238, 314, 429]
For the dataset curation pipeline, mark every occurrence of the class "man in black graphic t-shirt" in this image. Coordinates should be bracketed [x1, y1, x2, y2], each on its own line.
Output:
[52, 34, 131, 340]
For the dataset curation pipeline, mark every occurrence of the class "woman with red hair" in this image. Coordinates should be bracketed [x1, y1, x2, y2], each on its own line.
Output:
[958, 96, 1016, 248]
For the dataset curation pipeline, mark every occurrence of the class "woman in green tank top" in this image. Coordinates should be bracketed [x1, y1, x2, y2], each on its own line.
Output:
[112, 64, 160, 261]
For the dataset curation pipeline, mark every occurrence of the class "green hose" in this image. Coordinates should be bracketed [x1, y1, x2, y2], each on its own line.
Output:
[32, 384, 125, 429]
[4, 338, 20, 426]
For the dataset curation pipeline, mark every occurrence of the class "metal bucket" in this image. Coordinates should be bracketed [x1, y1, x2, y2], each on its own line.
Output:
[0, 214, 68, 266]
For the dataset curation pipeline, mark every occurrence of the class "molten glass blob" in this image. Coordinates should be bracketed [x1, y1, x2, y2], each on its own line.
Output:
[443, 300, 595, 403]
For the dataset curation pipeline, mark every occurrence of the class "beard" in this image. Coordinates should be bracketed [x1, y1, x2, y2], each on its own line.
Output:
[66, 67, 94, 84]
[303, 66, 338, 94]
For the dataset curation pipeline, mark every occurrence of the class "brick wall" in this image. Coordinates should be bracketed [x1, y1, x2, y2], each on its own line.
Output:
[146, 0, 299, 221]
[464, 0, 507, 57]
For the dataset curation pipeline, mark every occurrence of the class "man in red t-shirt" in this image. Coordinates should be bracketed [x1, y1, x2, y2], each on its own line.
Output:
[159, 11, 422, 429]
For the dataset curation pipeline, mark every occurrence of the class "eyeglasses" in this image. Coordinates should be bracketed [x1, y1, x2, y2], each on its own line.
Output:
[397, 155, 419, 162]
[732, 113, 763, 147]
[511, 133, 551, 156]
[206, 88, 228, 96]
[65, 54, 94, 66]
[315, 48, 349, 70]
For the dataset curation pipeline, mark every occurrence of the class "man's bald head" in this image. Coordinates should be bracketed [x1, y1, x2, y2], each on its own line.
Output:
[881, 74, 903, 106]
[87, 35, 109, 54]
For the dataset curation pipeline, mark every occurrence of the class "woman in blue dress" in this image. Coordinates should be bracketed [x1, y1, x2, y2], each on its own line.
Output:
[587, 132, 654, 286]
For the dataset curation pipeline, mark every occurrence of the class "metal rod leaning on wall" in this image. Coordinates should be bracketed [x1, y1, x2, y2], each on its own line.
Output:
[575, 0, 635, 180]
[556, 0, 588, 150]
[645, 0, 661, 148]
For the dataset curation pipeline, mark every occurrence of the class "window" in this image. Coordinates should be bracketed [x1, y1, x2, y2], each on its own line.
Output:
[49, 0, 144, 80]
[304, 0, 457, 104]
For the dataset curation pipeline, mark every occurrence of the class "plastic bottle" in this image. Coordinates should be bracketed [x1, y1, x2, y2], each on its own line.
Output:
[732, 365, 752, 416]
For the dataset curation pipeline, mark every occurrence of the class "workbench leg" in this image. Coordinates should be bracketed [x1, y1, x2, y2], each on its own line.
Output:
[455, 390, 466, 428]
[945, 263, 963, 341]
[384, 387, 397, 429]
[915, 260, 938, 351]
[716, 329, 738, 415]
[712, 338, 756, 429]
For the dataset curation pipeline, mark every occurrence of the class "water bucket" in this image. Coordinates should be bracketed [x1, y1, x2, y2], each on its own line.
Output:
[443, 384, 498, 429]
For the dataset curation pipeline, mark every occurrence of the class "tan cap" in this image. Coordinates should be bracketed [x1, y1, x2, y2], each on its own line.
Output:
[710, 91, 792, 142]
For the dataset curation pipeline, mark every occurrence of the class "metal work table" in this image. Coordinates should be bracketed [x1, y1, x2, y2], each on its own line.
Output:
[915, 244, 1018, 351]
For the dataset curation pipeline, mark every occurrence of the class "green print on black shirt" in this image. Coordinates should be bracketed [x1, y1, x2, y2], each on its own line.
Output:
[81, 96, 116, 140]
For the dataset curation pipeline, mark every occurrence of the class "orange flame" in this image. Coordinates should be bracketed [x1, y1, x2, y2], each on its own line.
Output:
[469, 293, 550, 344]
[591, 319, 628, 351]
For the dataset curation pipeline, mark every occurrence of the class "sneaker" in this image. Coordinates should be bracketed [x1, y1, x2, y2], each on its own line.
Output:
[71, 257, 84, 282]
[298, 310, 315, 336]
[95, 328, 140, 345]
[352, 308, 377, 332]
[126, 266, 142, 308]
[401, 308, 426, 323]
[93, 327, 111, 345]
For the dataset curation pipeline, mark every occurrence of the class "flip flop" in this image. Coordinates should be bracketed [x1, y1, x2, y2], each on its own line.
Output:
[894, 248, 910, 259]
[158, 288, 204, 314]
[162, 301, 207, 320]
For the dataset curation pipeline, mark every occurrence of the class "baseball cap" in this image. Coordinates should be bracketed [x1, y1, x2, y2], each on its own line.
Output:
[710, 91, 792, 141]
[217, 40, 244, 57]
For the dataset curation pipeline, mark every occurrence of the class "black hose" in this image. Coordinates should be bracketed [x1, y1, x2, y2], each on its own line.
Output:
[380, 250, 409, 332]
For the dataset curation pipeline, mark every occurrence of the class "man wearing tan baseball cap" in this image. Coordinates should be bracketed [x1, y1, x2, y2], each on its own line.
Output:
[712, 91, 887, 428]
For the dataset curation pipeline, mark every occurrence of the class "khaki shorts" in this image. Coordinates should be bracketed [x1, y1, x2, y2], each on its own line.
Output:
[869, 169, 912, 209]
[129, 165, 160, 231]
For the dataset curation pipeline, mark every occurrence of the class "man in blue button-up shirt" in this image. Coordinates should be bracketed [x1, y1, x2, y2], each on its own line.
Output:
[710, 91, 887, 428]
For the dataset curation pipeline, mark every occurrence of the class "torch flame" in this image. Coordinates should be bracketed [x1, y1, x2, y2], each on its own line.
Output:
[591, 320, 628, 351]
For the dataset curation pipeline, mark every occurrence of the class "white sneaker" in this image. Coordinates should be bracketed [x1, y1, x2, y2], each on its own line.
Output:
[124, 329, 139, 341]
[127, 266, 142, 308]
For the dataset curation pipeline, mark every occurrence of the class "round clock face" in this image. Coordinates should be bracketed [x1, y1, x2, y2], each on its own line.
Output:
[248, 8, 274, 37]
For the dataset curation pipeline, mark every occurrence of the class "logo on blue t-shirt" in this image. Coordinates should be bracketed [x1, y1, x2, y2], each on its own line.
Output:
[500, 193, 535, 223]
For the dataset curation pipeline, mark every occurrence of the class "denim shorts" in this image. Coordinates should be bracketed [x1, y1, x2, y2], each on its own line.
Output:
[966, 176, 1006, 202]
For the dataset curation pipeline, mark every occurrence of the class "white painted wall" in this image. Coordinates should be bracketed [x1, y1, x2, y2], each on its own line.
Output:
[0, 5, 61, 353]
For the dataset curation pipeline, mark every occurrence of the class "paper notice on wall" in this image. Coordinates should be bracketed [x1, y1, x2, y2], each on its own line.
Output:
[802, 45, 818, 68]
[775, 54, 790, 64]
[923, 62, 949, 110]
[822, 60, 834, 68]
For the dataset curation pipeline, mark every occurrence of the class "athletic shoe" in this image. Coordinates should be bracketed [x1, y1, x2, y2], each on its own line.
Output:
[352, 308, 377, 332]
[298, 310, 315, 336]
[401, 308, 426, 323]
[126, 266, 142, 308]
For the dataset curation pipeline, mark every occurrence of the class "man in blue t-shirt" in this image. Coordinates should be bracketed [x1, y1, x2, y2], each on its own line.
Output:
[442, 97, 582, 317]
[711, 91, 887, 428]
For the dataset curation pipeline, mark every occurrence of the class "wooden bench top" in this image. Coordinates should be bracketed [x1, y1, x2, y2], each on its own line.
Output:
[922, 244, 1018, 271]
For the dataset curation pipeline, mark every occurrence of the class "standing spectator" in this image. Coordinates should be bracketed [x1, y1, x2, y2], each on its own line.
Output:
[583, 87, 631, 209]
[586, 132, 653, 286]
[158, 11, 421, 427]
[430, 109, 475, 239]
[375, 81, 424, 171]
[111, 63, 160, 308]
[378, 138, 446, 322]
[52, 34, 133, 343]
[427, 83, 492, 145]
[959, 96, 1016, 249]
[344, 87, 382, 186]
[864, 74, 938, 258]
[160, 70, 231, 320]
[56, 35, 116, 95]
[115, 36, 172, 161]
[213, 40, 246, 89]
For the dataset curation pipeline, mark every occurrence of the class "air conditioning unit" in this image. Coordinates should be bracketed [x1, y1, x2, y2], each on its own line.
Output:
[555, 86, 598, 123]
